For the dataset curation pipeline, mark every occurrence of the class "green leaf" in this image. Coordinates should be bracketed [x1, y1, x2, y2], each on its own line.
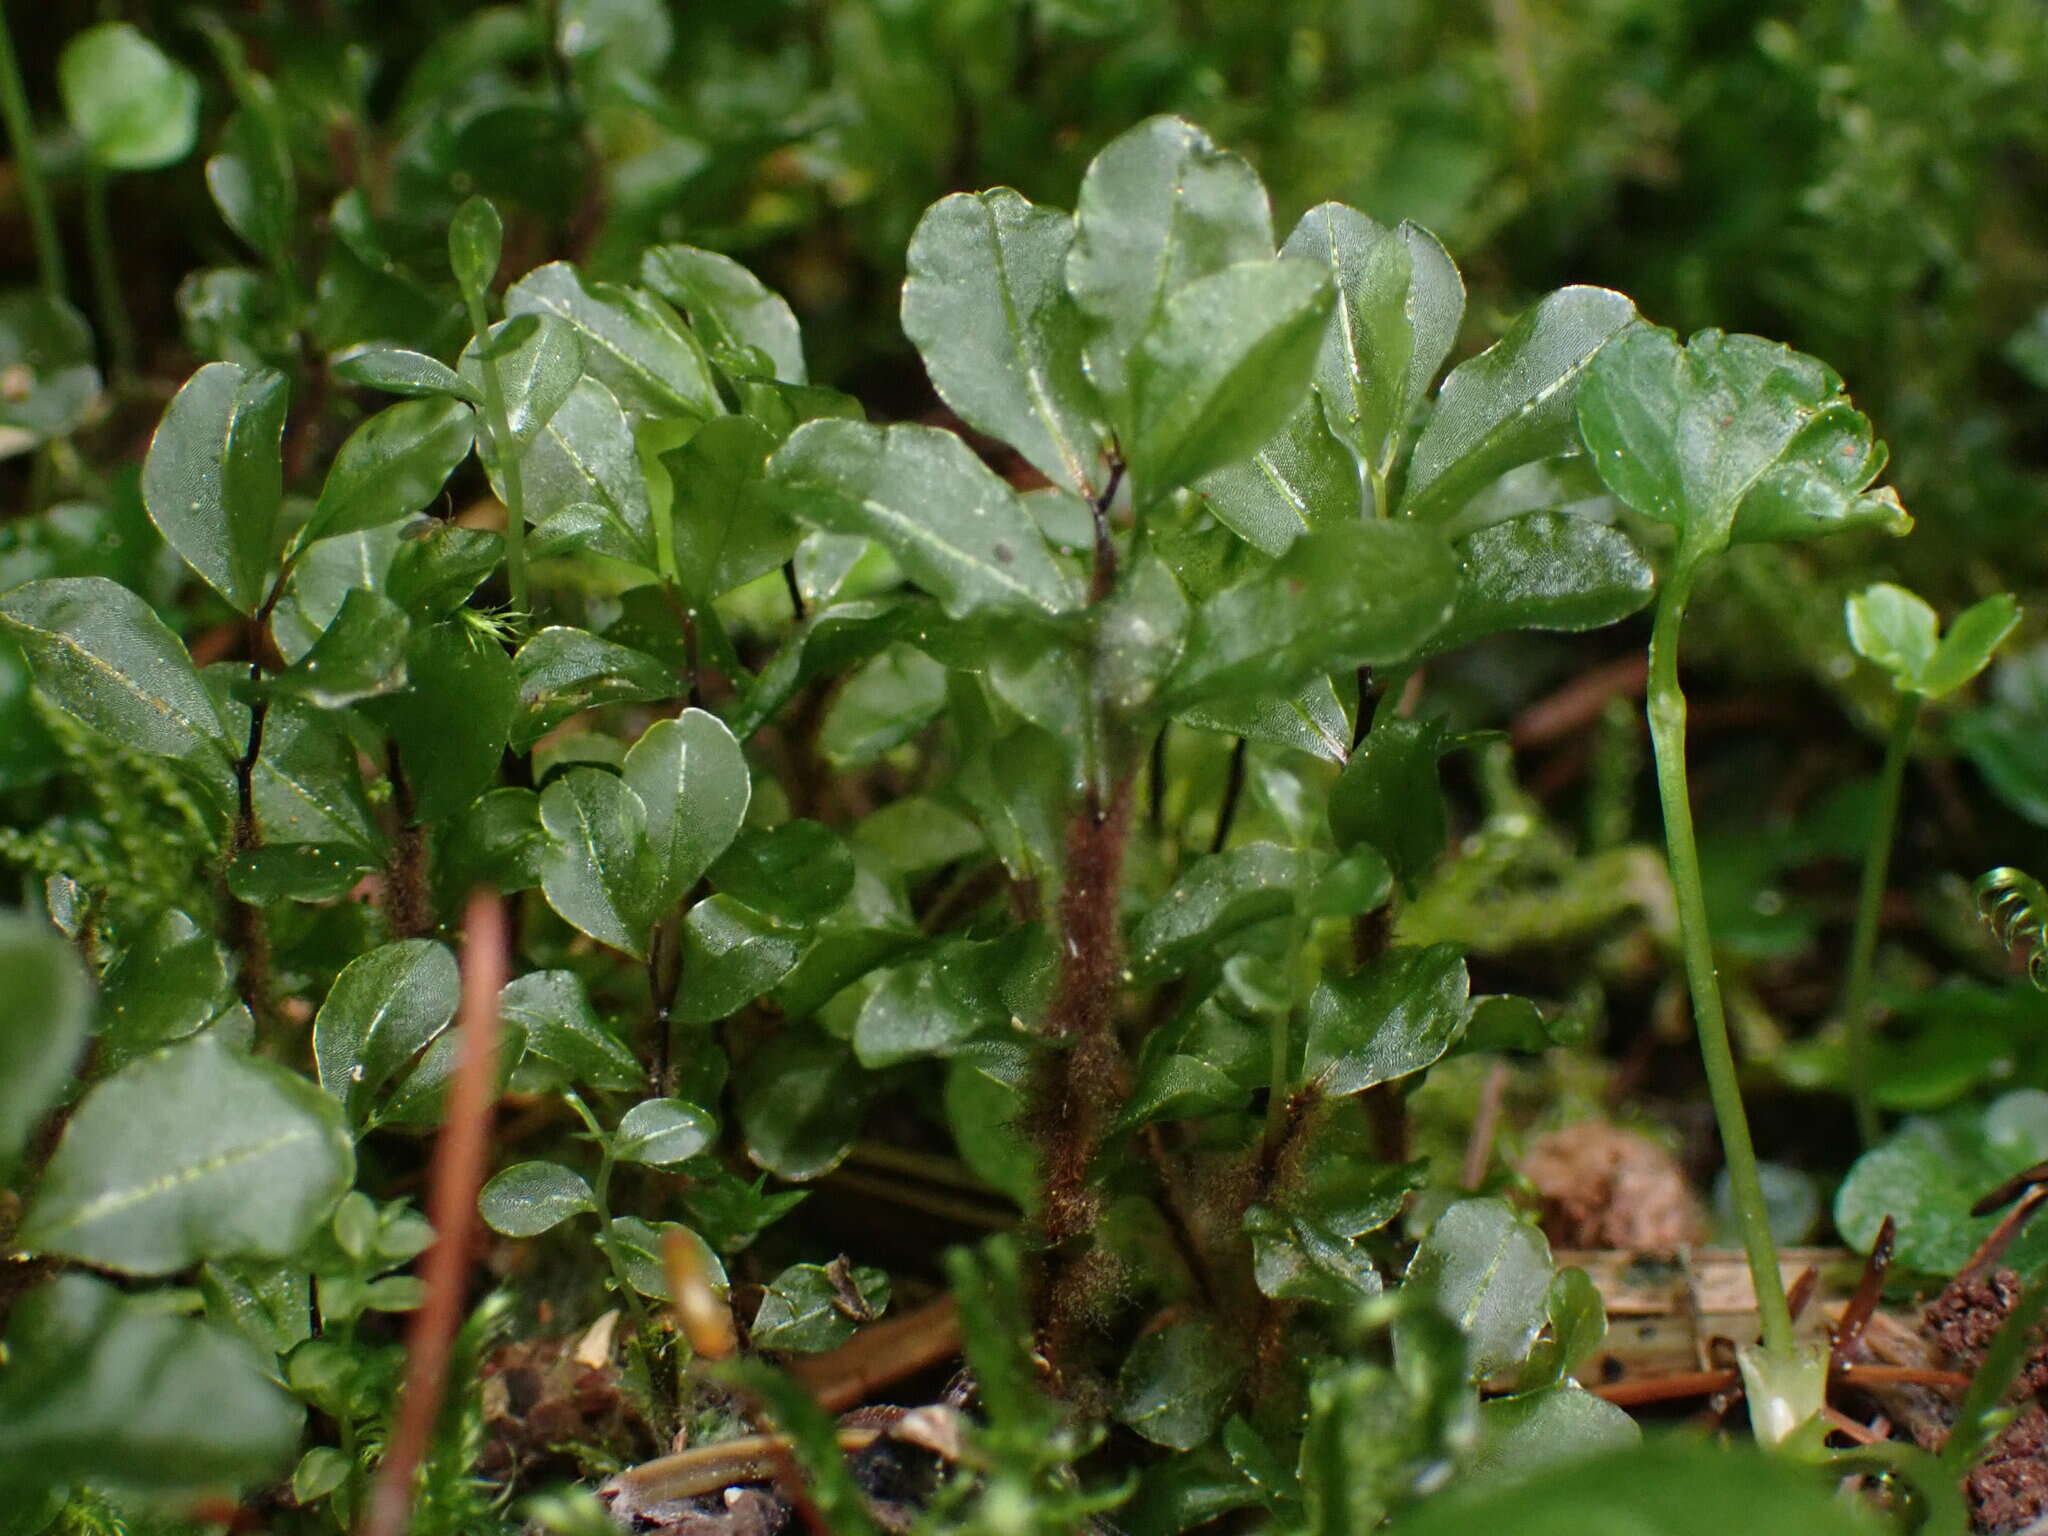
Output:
[615, 1098, 717, 1167]
[500, 969, 643, 1094]
[0, 1275, 300, 1491]
[479, 1160, 595, 1237]
[207, 102, 294, 264]
[0, 912, 89, 1170]
[449, 196, 503, 303]
[1125, 258, 1332, 502]
[459, 313, 582, 448]
[506, 262, 720, 424]
[1328, 719, 1475, 891]
[302, 396, 475, 544]
[1420, 510, 1654, 657]
[59, 24, 200, 172]
[605, 1216, 726, 1302]
[514, 625, 676, 748]
[387, 525, 503, 617]
[675, 895, 806, 1023]
[766, 420, 1077, 620]
[538, 767, 654, 957]
[224, 843, 371, 905]
[1178, 674, 1355, 764]
[371, 621, 516, 822]
[275, 587, 410, 707]
[663, 414, 797, 598]
[0, 577, 233, 795]
[1116, 1316, 1246, 1451]
[331, 343, 481, 402]
[903, 189, 1110, 498]
[1066, 116, 1274, 418]
[22, 1036, 352, 1274]
[141, 361, 289, 613]
[852, 945, 1006, 1069]
[1576, 326, 1909, 558]
[819, 643, 949, 766]
[1920, 594, 2022, 699]
[0, 292, 101, 449]
[622, 709, 751, 915]
[1400, 1197, 1553, 1380]
[1470, 1387, 1639, 1487]
[1163, 521, 1457, 710]
[253, 699, 381, 855]
[1388, 1440, 1876, 1536]
[738, 1030, 869, 1181]
[99, 909, 236, 1071]
[752, 1261, 891, 1352]
[1403, 286, 1636, 522]
[1196, 391, 1363, 556]
[312, 939, 461, 1124]
[1302, 943, 1471, 1098]
[1519, 1266, 1608, 1391]
[505, 376, 657, 568]
[641, 244, 806, 384]
[1130, 843, 1304, 983]
[1850, 583, 2020, 701]
[1845, 581, 1937, 684]
[1835, 1090, 2048, 1275]
[712, 821, 857, 926]
[1281, 204, 1464, 475]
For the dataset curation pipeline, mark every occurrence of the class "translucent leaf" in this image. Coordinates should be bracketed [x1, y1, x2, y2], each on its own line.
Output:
[1125, 258, 1332, 502]
[622, 709, 750, 914]
[614, 1098, 717, 1167]
[302, 396, 475, 544]
[1163, 520, 1457, 710]
[1116, 1316, 1246, 1451]
[1302, 943, 1471, 1098]
[500, 969, 643, 1094]
[59, 24, 201, 171]
[641, 244, 806, 384]
[0, 912, 88, 1170]
[903, 189, 1110, 497]
[1066, 116, 1274, 418]
[766, 420, 1078, 620]
[22, 1036, 353, 1274]
[1196, 391, 1363, 556]
[1281, 204, 1463, 475]
[0, 1274, 300, 1490]
[1400, 1197, 1552, 1380]
[311, 939, 461, 1124]
[1404, 286, 1636, 522]
[505, 261, 720, 424]
[538, 766, 655, 957]
[674, 895, 805, 1023]
[141, 361, 288, 612]
[479, 1160, 595, 1237]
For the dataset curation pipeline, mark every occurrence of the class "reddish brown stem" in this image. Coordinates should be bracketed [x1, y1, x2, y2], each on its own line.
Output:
[361, 889, 507, 1536]
[1034, 779, 1135, 1246]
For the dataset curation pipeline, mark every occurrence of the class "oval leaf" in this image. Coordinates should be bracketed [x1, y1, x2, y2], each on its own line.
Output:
[22, 1036, 353, 1275]
[903, 189, 1110, 498]
[141, 361, 289, 613]
[479, 1160, 595, 1237]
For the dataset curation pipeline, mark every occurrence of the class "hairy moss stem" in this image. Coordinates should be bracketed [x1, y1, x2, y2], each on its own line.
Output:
[1645, 567, 1794, 1364]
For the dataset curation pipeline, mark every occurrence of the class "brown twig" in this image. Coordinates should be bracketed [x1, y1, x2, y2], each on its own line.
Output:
[1461, 1059, 1510, 1191]
[785, 1296, 964, 1414]
[1511, 653, 1648, 749]
[384, 742, 431, 939]
[361, 889, 507, 1536]
[1831, 1215, 1894, 1366]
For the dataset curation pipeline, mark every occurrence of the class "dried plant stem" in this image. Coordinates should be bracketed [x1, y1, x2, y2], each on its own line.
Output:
[361, 889, 506, 1536]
